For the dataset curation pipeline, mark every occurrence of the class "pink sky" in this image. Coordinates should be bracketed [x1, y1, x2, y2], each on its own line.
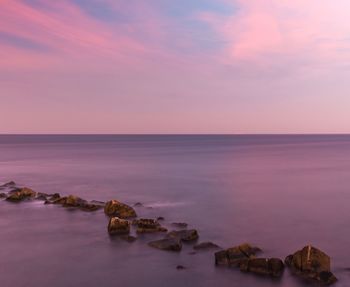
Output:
[0, 0, 349, 134]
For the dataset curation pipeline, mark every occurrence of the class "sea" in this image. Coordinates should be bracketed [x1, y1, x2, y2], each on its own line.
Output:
[0, 135, 349, 287]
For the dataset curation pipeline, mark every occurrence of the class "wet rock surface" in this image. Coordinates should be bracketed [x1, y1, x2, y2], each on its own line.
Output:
[108, 217, 130, 235]
[194, 242, 220, 250]
[148, 238, 182, 252]
[6, 187, 37, 202]
[132, 218, 167, 233]
[171, 222, 188, 228]
[240, 258, 284, 277]
[215, 243, 261, 267]
[121, 235, 137, 243]
[167, 229, 199, 242]
[104, 200, 137, 218]
[285, 245, 337, 285]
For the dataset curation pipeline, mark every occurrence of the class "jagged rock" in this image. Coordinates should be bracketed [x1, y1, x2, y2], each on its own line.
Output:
[240, 258, 284, 277]
[6, 187, 37, 202]
[167, 229, 199, 242]
[285, 245, 337, 285]
[132, 218, 167, 233]
[194, 242, 220, 250]
[104, 200, 137, 218]
[148, 238, 182, 251]
[171, 222, 188, 228]
[121, 235, 137, 243]
[215, 243, 261, 267]
[107, 217, 130, 235]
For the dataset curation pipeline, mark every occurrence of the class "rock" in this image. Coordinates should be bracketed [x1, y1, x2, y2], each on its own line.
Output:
[107, 217, 130, 235]
[133, 202, 143, 207]
[0, 181, 16, 188]
[157, 216, 165, 221]
[171, 222, 188, 228]
[64, 195, 86, 207]
[215, 243, 261, 267]
[50, 193, 61, 200]
[176, 265, 186, 270]
[194, 242, 220, 250]
[104, 200, 137, 219]
[167, 229, 199, 242]
[132, 218, 167, 233]
[121, 235, 137, 243]
[285, 245, 337, 285]
[36, 192, 49, 201]
[6, 187, 37, 202]
[148, 238, 182, 252]
[0, 193, 7, 198]
[240, 258, 284, 277]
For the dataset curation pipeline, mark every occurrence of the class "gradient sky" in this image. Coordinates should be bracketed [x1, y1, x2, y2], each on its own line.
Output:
[1, 0, 350, 134]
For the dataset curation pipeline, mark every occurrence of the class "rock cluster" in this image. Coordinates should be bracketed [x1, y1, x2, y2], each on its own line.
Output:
[285, 245, 338, 285]
[108, 217, 130, 235]
[132, 218, 167, 233]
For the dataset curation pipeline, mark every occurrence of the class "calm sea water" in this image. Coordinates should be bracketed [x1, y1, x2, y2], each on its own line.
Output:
[0, 135, 349, 287]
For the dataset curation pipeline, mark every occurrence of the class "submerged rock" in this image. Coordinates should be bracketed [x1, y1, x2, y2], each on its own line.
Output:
[176, 265, 186, 270]
[171, 222, 188, 228]
[36, 192, 49, 201]
[0, 193, 7, 198]
[104, 200, 137, 218]
[215, 243, 261, 267]
[121, 235, 137, 243]
[167, 229, 199, 242]
[133, 202, 143, 207]
[194, 242, 220, 250]
[108, 217, 130, 235]
[157, 216, 165, 221]
[285, 245, 337, 285]
[148, 238, 182, 252]
[6, 187, 37, 202]
[240, 258, 284, 277]
[132, 218, 167, 233]
[0, 181, 16, 189]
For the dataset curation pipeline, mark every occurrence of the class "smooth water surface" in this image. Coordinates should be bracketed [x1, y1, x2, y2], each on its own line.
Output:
[0, 135, 350, 287]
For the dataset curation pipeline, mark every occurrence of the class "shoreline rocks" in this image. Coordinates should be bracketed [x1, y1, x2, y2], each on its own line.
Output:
[167, 229, 199, 242]
[108, 217, 130, 235]
[215, 243, 261, 267]
[240, 258, 284, 277]
[148, 238, 182, 252]
[285, 245, 337, 285]
[104, 200, 137, 219]
[6, 187, 37, 202]
[132, 218, 167, 233]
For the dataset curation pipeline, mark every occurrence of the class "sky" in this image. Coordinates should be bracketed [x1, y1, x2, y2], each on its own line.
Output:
[0, 0, 350, 134]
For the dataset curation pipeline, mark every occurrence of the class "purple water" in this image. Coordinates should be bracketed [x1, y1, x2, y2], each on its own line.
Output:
[0, 135, 349, 287]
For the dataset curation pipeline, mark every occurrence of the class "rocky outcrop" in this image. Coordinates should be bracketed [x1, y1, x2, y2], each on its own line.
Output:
[6, 187, 37, 202]
[285, 245, 337, 285]
[107, 217, 130, 235]
[194, 241, 220, 250]
[45, 194, 103, 211]
[167, 229, 199, 242]
[0, 181, 16, 189]
[215, 243, 261, 266]
[132, 218, 167, 233]
[148, 238, 182, 251]
[104, 200, 137, 218]
[240, 258, 284, 277]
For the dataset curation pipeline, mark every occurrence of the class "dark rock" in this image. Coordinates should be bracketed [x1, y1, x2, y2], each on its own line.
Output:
[50, 193, 61, 200]
[240, 258, 284, 277]
[167, 229, 199, 242]
[0, 193, 7, 198]
[104, 200, 137, 219]
[132, 218, 167, 233]
[6, 187, 37, 202]
[133, 202, 143, 207]
[285, 245, 337, 285]
[194, 242, 220, 250]
[176, 265, 186, 270]
[121, 235, 137, 243]
[108, 217, 130, 235]
[157, 217, 165, 221]
[36, 193, 48, 201]
[0, 181, 16, 188]
[215, 243, 261, 267]
[188, 251, 197, 255]
[148, 238, 182, 252]
[171, 222, 188, 228]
